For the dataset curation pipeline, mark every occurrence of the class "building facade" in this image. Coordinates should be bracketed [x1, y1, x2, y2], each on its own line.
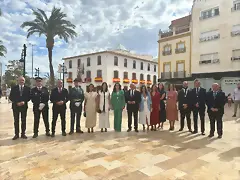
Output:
[62, 47, 158, 92]
[191, 0, 240, 78]
[158, 15, 192, 88]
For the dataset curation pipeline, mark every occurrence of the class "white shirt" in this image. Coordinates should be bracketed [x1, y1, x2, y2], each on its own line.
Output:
[19, 85, 24, 90]
[233, 88, 240, 101]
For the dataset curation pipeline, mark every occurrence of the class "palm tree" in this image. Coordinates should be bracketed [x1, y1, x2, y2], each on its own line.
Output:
[21, 7, 77, 87]
[0, 40, 7, 57]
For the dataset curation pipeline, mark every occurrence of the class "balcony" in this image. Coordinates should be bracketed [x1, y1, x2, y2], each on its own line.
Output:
[175, 27, 190, 35]
[231, 5, 240, 12]
[231, 30, 240, 37]
[161, 72, 172, 79]
[162, 50, 172, 56]
[173, 71, 186, 78]
[160, 31, 173, 38]
[231, 56, 240, 61]
[175, 47, 186, 54]
[200, 34, 220, 42]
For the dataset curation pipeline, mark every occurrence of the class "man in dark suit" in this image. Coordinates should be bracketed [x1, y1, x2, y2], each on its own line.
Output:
[31, 77, 50, 138]
[69, 78, 84, 135]
[9, 76, 31, 140]
[206, 83, 225, 138]
[50, 80, 69, 137]
[126, 84, 141, 132]
[178, 81, 192, 132]
[191, 79, 207, 135]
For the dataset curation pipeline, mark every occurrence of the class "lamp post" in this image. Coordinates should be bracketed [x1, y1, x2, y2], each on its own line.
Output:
[61, 63, 67, 88]
[19, 44, 27, 77]
[29, 43, 35, 78]
[35, 68, 40, 77]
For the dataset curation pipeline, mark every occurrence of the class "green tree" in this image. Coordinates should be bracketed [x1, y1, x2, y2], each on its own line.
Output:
[0, 40, 7, 57]
[21, 7, 77, 88]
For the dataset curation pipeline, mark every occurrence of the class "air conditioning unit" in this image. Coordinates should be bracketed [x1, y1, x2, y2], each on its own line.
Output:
[232, 56, 240, 61]
[212, 59, 220, 63]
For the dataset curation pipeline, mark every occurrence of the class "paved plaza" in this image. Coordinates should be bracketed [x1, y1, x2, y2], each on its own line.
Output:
[0, 98, 239, 180]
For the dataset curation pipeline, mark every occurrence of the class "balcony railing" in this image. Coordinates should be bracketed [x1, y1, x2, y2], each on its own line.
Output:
[175, 27, 190, 35]
[231, 5, 240, 12]
[231, 56, 240, 61]
[161, 31, 173, 38]
[173, 71, 186, 78]
[161, 72, 172, 79]
[231, 30, 240, 36]
[162, 50, 172, 56]
[175, 47, 186, 54]
[199, 34, 220, 42]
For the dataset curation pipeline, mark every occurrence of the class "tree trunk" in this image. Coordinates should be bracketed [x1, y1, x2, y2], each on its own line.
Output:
[48, 47, 55, 89]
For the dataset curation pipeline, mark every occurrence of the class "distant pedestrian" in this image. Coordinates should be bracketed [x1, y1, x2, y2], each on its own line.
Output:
[232, 83, 240, 117]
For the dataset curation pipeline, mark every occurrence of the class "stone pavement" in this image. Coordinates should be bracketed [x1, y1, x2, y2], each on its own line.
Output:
[0, 98, 239, 180]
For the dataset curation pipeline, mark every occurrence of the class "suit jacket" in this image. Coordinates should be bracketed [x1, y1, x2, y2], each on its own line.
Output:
[125, 89, 141, 112]
[178, 88, 192, 111]
[69, 86, 84, 110]
[50, 87, 69, 109]
[191, 87, 206, 110]
[206, 91, 225, 115]
[31, 86, 49, 111]
[9, 85, 31, 109]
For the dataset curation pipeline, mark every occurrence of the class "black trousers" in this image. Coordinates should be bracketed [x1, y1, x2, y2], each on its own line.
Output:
[180, 109, 191, 130]
[193, 108, 205, 133]
[208, 112, 223, 136]
[70, 109, 82, 132]
[52, 108, 66, 133]
[12, 107, 27, 135]
[127, 110, 138, 130]
[33, 108, 50, 134]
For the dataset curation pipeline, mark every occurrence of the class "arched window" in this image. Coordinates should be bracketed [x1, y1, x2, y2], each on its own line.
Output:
[114, 56, 118, 66]
[133, 60, 136, 69]
[86, 70, 91, 78]
[140, 74, 144, 80]
[154, 65, 156, 72]
[140, 62, 143, 70]
[97, 70, 102, 77]
[123, 72, 128, 79]
[147, 63, 150, 71]
[87, 57, 91, 66]
[97, 56, 101, 65]
[147, 74, 151, 81]
[113, 70, 119, 78]
[132, 72, 136, 79]
[124, 58, 127, 67]
[69, 60, 72, 69]
[77, 59, 81, 67]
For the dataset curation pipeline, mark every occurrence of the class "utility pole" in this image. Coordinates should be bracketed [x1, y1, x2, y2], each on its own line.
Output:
[20, 44, 27, 77]
[31, 44, 34, 78]
[35, 68, 40, 77]
[62, 63, 67, 88]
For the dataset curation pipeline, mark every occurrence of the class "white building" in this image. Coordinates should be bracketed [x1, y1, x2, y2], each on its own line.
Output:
[62, 45, 158, 92]
[191, 0, 240, 93]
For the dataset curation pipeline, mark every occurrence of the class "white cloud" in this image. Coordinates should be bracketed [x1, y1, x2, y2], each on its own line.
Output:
[0, 0, 192, 75]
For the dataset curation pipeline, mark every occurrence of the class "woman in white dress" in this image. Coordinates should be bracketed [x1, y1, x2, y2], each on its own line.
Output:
[139, 85, 152, 131]
[84, 84, 98, 133]
[98, 82, 110, 132]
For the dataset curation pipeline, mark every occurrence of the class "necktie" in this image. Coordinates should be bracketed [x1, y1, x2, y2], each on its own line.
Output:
[132, 90, 134, 96]
[20, 86, 23, 96]
[213, 92, 216, 99]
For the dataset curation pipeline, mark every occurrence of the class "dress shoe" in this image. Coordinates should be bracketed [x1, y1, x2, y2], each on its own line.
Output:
[69, 131, 74, 135]
[105, 128, 107, 132]
[12, 135, 19, 140]
[62, 132, 67, 136]
[51, 133, 55, 137]
[76, 130, 83, 133]
[46, 132, 51, 136]
[21, 134, 27, 139]
[135, 129, 139, 133]
[188, 129, 192, 133]
[208, 134, 214, 138]
[101, 129, 104, 132]
[201, 132, 205, 135]
[179, 128, 183, 131]
[127, 129, 131, 132]
[192, 131, 198, 134]
[32, 134, 38, 138]
[232, 114, 236, 117]
[218, 135, 222, 139]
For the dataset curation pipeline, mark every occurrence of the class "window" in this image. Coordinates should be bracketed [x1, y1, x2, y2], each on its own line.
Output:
[114, 70, 119, 78]
[68, 72, 72, 78]
[147, 74, 151, 81]
[147, 63, 150, 71]
[140, 62, 143, 70]
[69, 60, 72, 69]
[123, 72, 128, 79]
[124, 58, 127, 67]
[154, 65, 156, 72]
[232, 49, 240, 61]
[132, 72, 136, 79]
[200, 30, 220, 42]
[77, 59, 81, 67]
[97, 56, 101, 65]
[163, 44, 172, 56]
[87, 57, 91, 66]
[200, 7, 219, 20]
[140, 74, 144, 80]
[114, 56, 118, 66]
[97, 70, 102, 77]
[200, 53, 219, 64]
[176, 41, 186, 53]
[133, 60, 136, 69]
[232, 1, 240, 11]
[231, 24, 240, 36]
[86, 71, 91, 78]
[153, 75, 157, 84]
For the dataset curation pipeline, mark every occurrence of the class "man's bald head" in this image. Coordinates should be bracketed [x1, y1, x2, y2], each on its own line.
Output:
[183, 81, 188, 88]
[18, 76, 25, 86]
[212, 83, 219, 91]
[57, 80, 63, 88]
[130, 83, 135, 90]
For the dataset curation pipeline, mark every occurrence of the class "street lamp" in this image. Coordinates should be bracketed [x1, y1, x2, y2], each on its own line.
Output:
[35, 68, 40, 77]
[61, 63, 67, 88]
[19, 44, 27, 77]
[29, 43, 35, 78]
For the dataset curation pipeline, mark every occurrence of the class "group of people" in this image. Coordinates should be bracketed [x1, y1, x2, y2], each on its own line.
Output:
[8, 75, 240, 141]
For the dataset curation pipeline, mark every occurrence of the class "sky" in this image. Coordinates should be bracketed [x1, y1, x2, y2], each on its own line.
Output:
[0, 0, 192, 77]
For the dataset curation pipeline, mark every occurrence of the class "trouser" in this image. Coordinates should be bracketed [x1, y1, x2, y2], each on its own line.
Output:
[114, 109, 122, 132]
[33, 108, 50, 134]
[234, 100, 240, 115]
[127, 110, 138, 130]
[13, 107, 27, 136]
[208, 112, 223, 136]
[180, 109, 191, 130]
[70, 109, 82, 132]
[52, 108, 66, 133]
[193, 108, 205, 133]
